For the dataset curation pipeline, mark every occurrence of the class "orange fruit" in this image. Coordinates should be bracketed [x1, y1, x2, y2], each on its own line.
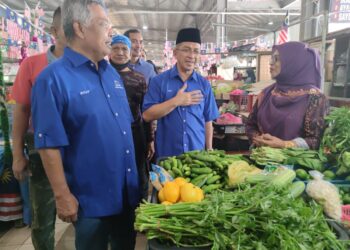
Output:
[180, 183, 203, 202]
[158, 188, 165, 203]
[162, 181, 180, 203]
[174, 177, 188, 187]
[195, 187, 204, 201]
[161, 201, 173, 205]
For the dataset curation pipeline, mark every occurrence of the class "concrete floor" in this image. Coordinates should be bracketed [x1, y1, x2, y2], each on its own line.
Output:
[0, 217, 147, 250]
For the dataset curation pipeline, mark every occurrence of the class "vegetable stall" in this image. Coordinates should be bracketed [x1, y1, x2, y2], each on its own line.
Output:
[136, 107, 350, 250]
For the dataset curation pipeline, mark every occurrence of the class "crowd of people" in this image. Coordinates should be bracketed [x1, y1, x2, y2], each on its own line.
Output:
[10, 0, 219, 249]
[4, 0, 329, 250]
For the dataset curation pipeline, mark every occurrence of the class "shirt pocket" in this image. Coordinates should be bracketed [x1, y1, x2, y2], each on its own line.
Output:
[188, 102, 204, 118]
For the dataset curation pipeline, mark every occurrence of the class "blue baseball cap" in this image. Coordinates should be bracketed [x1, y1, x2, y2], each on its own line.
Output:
[111, 35, 131, 49]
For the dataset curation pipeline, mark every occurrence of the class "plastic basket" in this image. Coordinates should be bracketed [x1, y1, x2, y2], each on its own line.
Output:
[229, 94, 256, 113]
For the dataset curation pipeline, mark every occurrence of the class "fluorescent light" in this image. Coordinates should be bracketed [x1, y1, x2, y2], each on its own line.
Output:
[143, 25, 148, 30]
[268, 21, 274, 25]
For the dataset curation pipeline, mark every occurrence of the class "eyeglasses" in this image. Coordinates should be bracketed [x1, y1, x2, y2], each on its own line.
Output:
[177, 48, 200, 55]
[269, 55, 280, 64]
[83, 19, 111, 33]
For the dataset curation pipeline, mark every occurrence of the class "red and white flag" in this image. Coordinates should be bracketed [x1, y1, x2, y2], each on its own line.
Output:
[277, 11, 289, 44]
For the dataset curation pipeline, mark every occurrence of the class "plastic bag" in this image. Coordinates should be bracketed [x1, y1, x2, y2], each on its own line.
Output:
[306, 170, 342, 221]
[151, 164, 173, 185]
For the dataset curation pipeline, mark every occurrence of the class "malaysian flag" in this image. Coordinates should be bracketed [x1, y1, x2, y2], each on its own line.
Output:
[277, 11, 289, 44]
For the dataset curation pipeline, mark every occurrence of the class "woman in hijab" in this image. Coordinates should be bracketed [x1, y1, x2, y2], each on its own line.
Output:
[109, 35, 154, 200]
[246, 41, 328, 149]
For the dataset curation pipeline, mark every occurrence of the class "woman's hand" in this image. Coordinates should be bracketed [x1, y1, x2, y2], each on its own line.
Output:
[253, 133, 286, 148]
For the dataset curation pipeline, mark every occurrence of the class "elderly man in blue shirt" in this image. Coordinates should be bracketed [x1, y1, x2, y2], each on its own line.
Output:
[124, 29, 157, 85]
[31, 0, 139, 249]
[143, 28, 219, 158]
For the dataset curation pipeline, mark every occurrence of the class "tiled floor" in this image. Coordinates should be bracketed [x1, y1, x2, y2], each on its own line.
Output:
[0, 217, 147, 250]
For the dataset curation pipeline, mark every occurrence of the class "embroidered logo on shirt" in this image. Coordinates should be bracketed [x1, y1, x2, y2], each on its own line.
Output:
[114, 80, 124, 89]
[80, 90, 90, 95]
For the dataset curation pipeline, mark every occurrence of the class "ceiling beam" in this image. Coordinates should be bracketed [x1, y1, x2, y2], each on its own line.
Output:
[211, 22, 272, 32]
[279, 0, 298, 9]
[112, 25, 178, 33]
[108, 10, 301, 16]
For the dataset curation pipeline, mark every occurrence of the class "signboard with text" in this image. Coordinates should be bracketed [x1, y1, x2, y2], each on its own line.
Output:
[331, 0, 350, 22]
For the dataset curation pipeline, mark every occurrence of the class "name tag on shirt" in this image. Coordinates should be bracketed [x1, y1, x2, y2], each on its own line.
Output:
[80, 90, 90, 95]
[114, 80, 124, 89]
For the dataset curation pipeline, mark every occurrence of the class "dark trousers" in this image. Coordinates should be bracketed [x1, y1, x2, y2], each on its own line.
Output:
[74, 206, 136, 250]
[132, 122, 149, 201]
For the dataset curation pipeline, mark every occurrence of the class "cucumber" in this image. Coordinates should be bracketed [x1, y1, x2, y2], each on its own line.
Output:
[177, 159, 183, 170]
[296, 169, 309, 180]
[202, 184, 222, 193]
[323, 170, 335, 180]
[184, 171, 191, 176]
[192, 160, 207, 168]
[163, 161, 172, 170]
[288, 181, 305, 198]
[191, 167, 212, 174]
[172, 167, 183, 177]
[206, 175, 221, 185]
[191, 154, 216, 163]
[171, 157, 178, 169]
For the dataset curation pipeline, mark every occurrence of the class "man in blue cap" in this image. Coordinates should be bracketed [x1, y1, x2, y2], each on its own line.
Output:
[142, 28, 219, 158]
[109, 34, 154, 201]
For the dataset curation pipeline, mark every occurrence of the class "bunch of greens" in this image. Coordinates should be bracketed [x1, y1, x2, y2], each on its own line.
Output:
[321, 107, 350, 175]
[250, 147, 324, 171]
[135, 184, 347, 250]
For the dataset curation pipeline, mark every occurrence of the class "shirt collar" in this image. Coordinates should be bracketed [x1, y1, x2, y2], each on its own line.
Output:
[129, 58, 144, 67]
[170, 64, 198, 82]
[46, 45, 57, 64]
[64, 47, 109, 70]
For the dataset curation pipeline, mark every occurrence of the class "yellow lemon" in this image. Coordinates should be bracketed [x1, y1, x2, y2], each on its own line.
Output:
[174, 177, 188, 187]
[162, 181, 180, 203]
[158, 188, 165, 203]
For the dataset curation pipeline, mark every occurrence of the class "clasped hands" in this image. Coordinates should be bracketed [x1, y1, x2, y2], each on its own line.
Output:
[253, 133, 286, 148]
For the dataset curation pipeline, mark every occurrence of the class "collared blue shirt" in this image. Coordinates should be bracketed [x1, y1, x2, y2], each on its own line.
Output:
[31, 47, 139, 217]
[129, 58, 156, 85]
[143, 65, 219, 158]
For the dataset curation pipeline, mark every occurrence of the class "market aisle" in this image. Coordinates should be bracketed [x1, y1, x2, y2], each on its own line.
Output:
[0, 217, 147, 250]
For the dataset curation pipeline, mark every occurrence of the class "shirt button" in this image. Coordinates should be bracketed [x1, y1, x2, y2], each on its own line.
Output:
[107, 94, 110, 98]
[90, 63, 94, 67]
[182, 108, 185, 111]
[123, 131, 126, 135]
[184, 131, 186, 135]
[115, 112, 119, 117]
[126, 150, 130, 154]
[38, 133, 43, 138]
[183, 119, 186, 123]
[184, 144, 187, 147]
[127, 168, 131, 172]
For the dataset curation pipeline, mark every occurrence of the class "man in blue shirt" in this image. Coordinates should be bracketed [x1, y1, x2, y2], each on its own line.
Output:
[143, 28, 219, 158]
[124, 29, 157, 85]
[31, 1, 139, 249]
